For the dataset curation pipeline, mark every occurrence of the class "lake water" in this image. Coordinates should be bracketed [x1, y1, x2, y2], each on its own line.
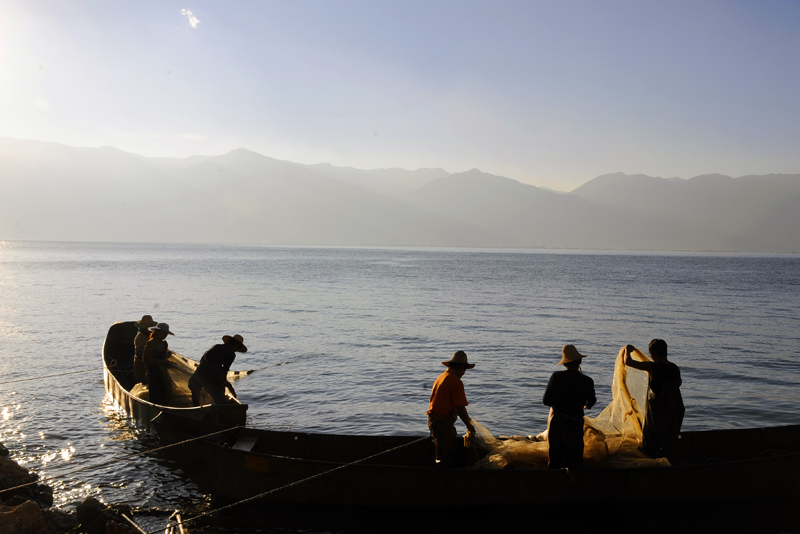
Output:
[1, 241, 799, 532]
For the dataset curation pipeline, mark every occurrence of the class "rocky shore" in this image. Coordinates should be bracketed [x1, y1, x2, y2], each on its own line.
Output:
[0, 442, 148, 534]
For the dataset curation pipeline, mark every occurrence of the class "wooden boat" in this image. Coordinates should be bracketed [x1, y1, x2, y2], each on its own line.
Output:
[103, 321, 249, 430]
[151, 411, 800, 531]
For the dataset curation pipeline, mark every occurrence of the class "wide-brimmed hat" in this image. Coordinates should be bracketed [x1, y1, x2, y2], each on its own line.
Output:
[135, 315, 157, 329]
[222, 334, 247, 352]
[149, 323, 174, 335]
[559, 344, 586, 365]
[442, 350, 475, 369]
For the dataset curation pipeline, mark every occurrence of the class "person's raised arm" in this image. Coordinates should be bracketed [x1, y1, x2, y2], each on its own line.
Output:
[624, 344, 654, 376]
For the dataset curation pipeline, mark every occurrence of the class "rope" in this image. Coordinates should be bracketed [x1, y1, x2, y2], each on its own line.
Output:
[149, 435, 431, 534]
[0, 368, 104, 385]
[0, 426, 241, 497]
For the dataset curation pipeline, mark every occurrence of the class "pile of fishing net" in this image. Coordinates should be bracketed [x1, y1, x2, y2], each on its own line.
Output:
[129, 353, 198, 405]
[471, 346, 670, 469]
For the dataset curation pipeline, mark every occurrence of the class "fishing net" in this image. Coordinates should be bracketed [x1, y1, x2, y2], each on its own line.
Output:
[129, 352, 240, 406]
[128, 353, 195, 405]
[163, 353, 197, 403]
[472, 346, 670, 469]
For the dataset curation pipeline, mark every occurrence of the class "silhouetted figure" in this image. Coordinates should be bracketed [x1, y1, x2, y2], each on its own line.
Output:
[133, 315, 157, 384]
[624, 340, 684, 461]
[543, 344, 597, 469]
[426, 351, 476, 467]
[188, 334, 247, 405]
[142, 323, 174, 403]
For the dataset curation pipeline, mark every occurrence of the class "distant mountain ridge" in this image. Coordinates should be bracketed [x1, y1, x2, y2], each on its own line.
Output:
[1, 137, 798, 253]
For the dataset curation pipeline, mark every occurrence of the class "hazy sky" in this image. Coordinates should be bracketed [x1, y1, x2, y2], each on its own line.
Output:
[2, 1, 799, 191]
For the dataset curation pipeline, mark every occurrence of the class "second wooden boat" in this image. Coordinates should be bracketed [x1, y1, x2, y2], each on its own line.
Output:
[103, 321, 249, 430]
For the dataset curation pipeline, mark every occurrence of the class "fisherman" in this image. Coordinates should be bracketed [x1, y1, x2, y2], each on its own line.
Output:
[188, 334, 247, 406]
[426, 350, 476, 467]
[543, 344, 597, 469]
[133, 314, 157, 384]
[142, 323, 174, 403]
[623, 340, 684, 461]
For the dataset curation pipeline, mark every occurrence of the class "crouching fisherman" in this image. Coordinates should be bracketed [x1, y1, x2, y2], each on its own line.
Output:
[189, 334, 248, 406]
[426, 350, 476, 467]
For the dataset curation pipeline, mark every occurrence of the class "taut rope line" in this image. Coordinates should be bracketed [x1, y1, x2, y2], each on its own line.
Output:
[148, 435, 431, 534]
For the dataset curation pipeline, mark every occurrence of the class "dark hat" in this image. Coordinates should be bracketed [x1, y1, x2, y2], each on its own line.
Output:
[149, 323, 174, 335]
[135, 315, 157, 329]
[442, 350, 475, 369]
[223, 334, 247, 352]
[559, 344, 586, 365]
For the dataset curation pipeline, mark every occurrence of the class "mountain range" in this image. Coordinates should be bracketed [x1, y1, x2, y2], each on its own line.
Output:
[1, 137, 798, 253]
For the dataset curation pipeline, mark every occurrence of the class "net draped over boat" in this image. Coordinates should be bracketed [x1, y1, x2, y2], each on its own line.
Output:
[130, 352, 240, 406]
[472, 346, 671, 469]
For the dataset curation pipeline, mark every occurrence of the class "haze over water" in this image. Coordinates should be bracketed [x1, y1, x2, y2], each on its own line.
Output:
[1, 241, 799, 530]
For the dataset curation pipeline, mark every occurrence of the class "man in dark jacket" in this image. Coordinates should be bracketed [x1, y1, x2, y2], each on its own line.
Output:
[543, 344, 597, 469]
[188, 334, 247, 405]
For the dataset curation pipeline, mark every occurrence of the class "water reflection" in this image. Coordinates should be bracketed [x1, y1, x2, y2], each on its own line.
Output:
[100, 400, 149, 443]
[94, 398, 211, 511]
[39, 445, 75, 466]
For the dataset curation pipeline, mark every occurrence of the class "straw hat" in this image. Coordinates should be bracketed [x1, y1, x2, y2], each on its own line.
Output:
[222, 334, 248, 352]
[559, 344, 586, 365]
[442, 350, 475, 369]
[149, 323, 175, 335]
[135, 315, 157, 329]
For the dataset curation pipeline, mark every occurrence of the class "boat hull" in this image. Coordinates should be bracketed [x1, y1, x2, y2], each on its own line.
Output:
[151, 413, 800, 531]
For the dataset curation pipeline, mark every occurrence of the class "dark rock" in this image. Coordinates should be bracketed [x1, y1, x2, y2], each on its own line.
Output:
[105, 520, 140, 534]
[42, 506, 80, 534]
[0, 443, 9, 457]
[2, 494, 33, 507]
[0, 499, 50, 534]
[76, 496, 135, 534]
[0, 455, 39, 503]
[33, 483, 54, 507]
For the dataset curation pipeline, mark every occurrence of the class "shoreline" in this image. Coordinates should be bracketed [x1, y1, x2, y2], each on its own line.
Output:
[0, 442, 174, 534]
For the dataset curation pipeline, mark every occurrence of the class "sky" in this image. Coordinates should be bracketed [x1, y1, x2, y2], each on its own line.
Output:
[2, 1, 800, 191]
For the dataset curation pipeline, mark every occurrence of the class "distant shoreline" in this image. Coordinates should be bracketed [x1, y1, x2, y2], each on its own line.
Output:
[1, 239, 798, 257]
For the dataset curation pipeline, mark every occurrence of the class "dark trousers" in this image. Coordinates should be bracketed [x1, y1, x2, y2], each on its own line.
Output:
[547, 439, 584, 469]
[188, 373, 227, 406]
[428, 415, 458, 467]
[146, 366, 167, 403]
[548, 413, 585, 469]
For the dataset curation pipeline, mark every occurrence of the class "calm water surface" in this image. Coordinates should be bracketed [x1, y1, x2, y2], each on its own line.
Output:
[1, 242, 799, 531]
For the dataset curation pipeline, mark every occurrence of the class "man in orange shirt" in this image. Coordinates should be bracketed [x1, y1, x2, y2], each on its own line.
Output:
[427, 350, 476, 467]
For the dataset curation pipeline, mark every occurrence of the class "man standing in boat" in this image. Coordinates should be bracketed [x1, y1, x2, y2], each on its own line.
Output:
[427, 350, 476, 467]
[142, 322, 175, 403]
[188, 334, 248, 405]
[542, 344, 597, 469]
[133, 314, 157, 385]
[623, 340, 684, 461]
